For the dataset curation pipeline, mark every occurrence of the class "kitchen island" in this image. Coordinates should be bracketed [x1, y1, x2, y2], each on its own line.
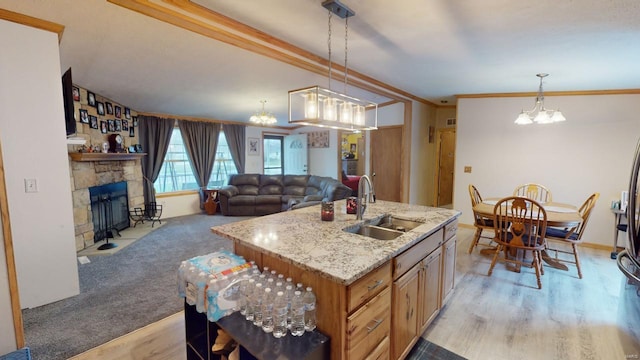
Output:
[211, 199, 460, 360]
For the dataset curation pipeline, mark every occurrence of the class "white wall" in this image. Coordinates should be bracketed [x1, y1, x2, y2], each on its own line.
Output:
[454, 94, 640, 247]
[0, 20, 80, 308]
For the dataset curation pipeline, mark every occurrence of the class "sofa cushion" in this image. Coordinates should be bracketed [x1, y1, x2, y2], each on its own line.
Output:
[229, 174, 261, 196]
[283, 175, 308, 196]
[255, 195, 282, 205]
[228, 195, 256, 206]
[259, 175, 284, 195]
[305, 176, 327, 196]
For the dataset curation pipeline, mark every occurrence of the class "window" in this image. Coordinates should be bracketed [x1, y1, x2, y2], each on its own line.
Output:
[263, 135, 284, 175]
[154, 128, 237, 194]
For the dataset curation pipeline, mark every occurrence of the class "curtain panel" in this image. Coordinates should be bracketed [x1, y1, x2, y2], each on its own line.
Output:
[223, 124, 246, 174]
[138, 115, 175, 204]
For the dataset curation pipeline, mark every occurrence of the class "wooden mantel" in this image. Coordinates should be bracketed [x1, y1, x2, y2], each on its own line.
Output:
[68, 152, 146, 162]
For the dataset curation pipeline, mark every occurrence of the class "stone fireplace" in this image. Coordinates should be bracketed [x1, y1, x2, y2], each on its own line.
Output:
[69, 157, 145, 251]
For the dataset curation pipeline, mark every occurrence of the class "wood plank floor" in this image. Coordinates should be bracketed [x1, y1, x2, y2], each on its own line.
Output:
[70, 227, 640, 360]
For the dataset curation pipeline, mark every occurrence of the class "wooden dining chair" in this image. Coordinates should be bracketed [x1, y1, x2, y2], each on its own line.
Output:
[488, 196, 548, 289]
[468, 184, 495, 253]
[513, 183, 553, 203]
[543, 193, 600, 279]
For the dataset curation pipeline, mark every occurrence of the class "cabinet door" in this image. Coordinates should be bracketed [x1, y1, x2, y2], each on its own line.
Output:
[391, 264, 420, 360]
[441, 236, 457, 305]
[419, 247, 441, 332]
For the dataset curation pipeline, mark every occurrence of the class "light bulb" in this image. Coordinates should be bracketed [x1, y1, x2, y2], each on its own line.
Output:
[323, 97, 337, 121]
[340, 102, 353, 123]
[304, 92, 317, 119]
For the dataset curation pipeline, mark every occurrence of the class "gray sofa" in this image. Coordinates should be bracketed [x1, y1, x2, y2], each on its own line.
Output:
[218, 174, 352, 216]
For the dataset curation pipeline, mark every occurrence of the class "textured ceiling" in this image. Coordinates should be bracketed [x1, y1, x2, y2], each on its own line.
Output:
[2, 0, 639, 126]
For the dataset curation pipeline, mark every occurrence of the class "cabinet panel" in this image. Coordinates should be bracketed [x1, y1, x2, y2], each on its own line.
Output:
[393, 229, 442, 280]
[391, 264, 420, 360]
[347, 287, 391, 360]
[365, 336, 390, 360]
[441, 236, 457, 306]
[419, 247, 442, 332]
[444, 218, 458, 241]
[347, 261, 391, 313]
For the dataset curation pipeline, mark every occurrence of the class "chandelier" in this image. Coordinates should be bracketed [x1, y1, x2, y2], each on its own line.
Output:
[288, 0, 377, 131]
[250, 100, 277, 126]
[515, 73, 566, 125]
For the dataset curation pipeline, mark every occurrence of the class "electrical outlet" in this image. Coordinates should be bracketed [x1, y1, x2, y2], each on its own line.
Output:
[464, 166, 472, 173]
[24, 178, 38, 193]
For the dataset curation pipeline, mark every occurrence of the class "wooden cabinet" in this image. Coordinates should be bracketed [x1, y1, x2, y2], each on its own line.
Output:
[391, 264, 420, 360]
[441, 220, 458, 306]
[342, 159, 358, 175]
[419, 247, 442, 332]
[347, 287, 391, 359]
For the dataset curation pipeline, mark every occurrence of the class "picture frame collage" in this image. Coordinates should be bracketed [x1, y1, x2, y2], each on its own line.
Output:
[74, 86, 138, 140]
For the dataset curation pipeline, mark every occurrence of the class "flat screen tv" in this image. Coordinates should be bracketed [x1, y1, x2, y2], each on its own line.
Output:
[61, 67, 76, 136]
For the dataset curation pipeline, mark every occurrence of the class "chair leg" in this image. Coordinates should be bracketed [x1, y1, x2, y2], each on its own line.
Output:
[533, 251, 542, 289]
[572, 243, 583, 279]
[488, 244, 501, 276]
[468, 228, 482, 253]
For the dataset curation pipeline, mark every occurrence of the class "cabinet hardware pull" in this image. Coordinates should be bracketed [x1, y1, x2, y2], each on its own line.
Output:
[368, 279, 383, 291]
[367, 319, 383, 333]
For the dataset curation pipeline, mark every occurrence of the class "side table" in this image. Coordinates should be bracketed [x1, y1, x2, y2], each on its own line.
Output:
[611, 208, 627, 259]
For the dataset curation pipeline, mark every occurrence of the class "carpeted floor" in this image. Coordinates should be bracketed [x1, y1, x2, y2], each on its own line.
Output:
[406, 338, 467, 360]
[22, 213, 252, 360]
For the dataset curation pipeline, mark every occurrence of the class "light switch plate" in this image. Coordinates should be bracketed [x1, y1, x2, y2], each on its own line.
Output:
[24, 178, 38, 193]
[464, 166, 472, 173]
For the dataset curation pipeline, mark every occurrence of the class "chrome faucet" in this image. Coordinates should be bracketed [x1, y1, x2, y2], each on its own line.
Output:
[357, 175, 376, 220]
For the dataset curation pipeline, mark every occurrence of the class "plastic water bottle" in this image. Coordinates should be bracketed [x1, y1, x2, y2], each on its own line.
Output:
[177, 260, 188, 297]
[284, 284, 294, 329]
[261, 287, 275, 333]
[270, 270, 278, 281]
[290, 290, 305, 336]
[273, 291, 288, 338]
[252, 283, 264, 326]
[184, 265, 198, 305]
[244, 278, 256, 321]
[238, 274, 250, 315]
[303, 287, 317, 332]
[262, 266, 270, 278]
[195, 271, 209, 312]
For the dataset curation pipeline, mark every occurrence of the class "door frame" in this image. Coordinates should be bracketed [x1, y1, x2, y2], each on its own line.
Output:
[433, 127, 456, 207]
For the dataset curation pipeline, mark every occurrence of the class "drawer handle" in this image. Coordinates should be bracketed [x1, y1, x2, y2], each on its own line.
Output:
[367, 319, 383, 333]
[368, 279, 384, 291]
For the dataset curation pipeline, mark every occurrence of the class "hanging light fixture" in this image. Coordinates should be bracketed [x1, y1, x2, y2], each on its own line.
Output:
[288, 0, 377, 131]
[515, 73, 566, 125]
[250, 100, 277, 126]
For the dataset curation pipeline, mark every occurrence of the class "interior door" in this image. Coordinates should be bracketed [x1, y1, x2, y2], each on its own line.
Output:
[371, 126, 402, 202]
[283, 134, 308, 175]
[436, 129, 456, 206]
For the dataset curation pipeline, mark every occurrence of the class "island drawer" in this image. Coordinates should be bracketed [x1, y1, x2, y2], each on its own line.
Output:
[444, 218, 458, 241]
[393, 228, 443, 280]
[347, 261, 391, 313]
[346, 287, 391, 360]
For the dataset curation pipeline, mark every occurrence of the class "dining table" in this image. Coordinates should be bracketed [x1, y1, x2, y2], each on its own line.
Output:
[473, 197, 583, 271]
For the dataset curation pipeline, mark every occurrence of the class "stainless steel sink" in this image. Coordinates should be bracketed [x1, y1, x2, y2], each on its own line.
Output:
[368, 215, 424, 232]
[344, 224, 404, 240]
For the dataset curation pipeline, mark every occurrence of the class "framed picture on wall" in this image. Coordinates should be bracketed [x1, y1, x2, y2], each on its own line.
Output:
[114, 105, 122, 118]
[97, 102, 105, 116]
[100, 121, 107, 134]
[108, 119, 115, 132]
[122, 120, 129, 131]
[105, 102, 113, 115]
[124, 107, 131, 119]
[308, 131, 330, 148]
[133, 116, 138, 127]
[89, 115, 98, 129]
[79, 109, 89, 124]
[72, 87, 80, 101]
[129, 126, 135, 137]
[248, 137, 260, 155]
[87, 91, 96, 107]
[115, 119, 122, 131]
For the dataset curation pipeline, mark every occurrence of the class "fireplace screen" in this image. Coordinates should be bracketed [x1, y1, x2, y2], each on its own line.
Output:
[89, 181, 129, 242]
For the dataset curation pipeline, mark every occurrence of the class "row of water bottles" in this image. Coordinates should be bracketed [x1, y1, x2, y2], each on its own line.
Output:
[238, 265, 316, 338]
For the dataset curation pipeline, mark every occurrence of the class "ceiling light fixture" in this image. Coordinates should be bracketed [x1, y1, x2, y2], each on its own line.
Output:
[250, 100, 277, 126]
[288, 0, 377, 132]
[515, 73, 566, 125]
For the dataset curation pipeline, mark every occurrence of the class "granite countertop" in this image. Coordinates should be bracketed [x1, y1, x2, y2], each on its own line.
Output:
[211, 200, 461, 286]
